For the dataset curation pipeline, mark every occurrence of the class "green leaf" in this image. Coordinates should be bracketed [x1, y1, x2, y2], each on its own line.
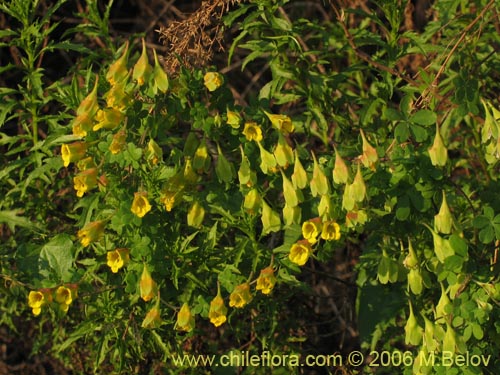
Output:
[0, 210, 41, 232]
[39, 234, 74, 282]
[410, 110, 436, 126]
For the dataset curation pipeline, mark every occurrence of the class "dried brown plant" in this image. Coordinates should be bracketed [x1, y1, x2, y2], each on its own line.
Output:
[157, 0, 242, 74]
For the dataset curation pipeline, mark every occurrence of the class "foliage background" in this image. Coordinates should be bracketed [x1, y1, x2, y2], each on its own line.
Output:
[1, 0, 499, 374]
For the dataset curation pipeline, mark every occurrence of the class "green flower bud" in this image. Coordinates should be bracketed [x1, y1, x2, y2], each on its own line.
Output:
[261, 200, 281, 235]
[332, 147, 349, 184]
[408, 268, 423, 295]
[404, 302, 423, 346]
[258, 142, 277, 174]
[291, 149, 308, 189]
[133, 39, 152, 86]
[193, 139, 211, 173]
[274, 133, 294, 168]
[283, 204, 301, 226]
[187, 201, 205, 228]
[442, 322, 458, 354]
[435, 191, 453, 234]
[403, 238, 419, 269]
[435, 283, 452, 324]
[152, 49, 169, 94]
[281, 170, 300, 207]
[360, 129, 378, 170]
[244, 188, 262, 214]
[428, 123, 448, 166]
[215, 144, 234, 183]
[310, 152, 329, 197]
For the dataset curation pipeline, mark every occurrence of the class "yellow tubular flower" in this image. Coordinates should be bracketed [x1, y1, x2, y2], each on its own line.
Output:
[28, 291, 46, 316]
[242, 122, 263, 142]
[131, 191, 152, 218]
[160, 190, 177, 212]
[321, 221, 341, 241]
[289, 240, 313, 266]
[55, 285, 77, 313]
[255, 267, 277, 295]
[77, 220, 104, 247]
[301, 218, 322, 244]
[226, 109, 241, 129]
[175, 303, 195, 332]
[93, 107, 124, 131]
[109, 128, 127, 155]
[73, 168, 98, 198]
[105, 81, 130, 110]
[229, 283, 253, 308]
[208, 294, 227, 327]
[61, 142, 88, 167]
[107, 248, 130, 273]
[76, 76, 99, 117]
[204, 72, 223, 91]
[139, 264, 157, 302]
[264, 111, 294, 133]
[72, 113, 93, 137]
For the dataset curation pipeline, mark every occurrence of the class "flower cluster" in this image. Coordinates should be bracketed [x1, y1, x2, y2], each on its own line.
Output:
[28, 285, 78, 316]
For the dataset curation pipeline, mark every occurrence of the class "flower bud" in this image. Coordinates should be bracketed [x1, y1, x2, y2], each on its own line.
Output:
[244, 188, 262, 214]
[281, 170, 300, 208]
[274, 133, 294, 168]
[435, 283, 451, 324]
[261, 200, 281, 235]
[310, 152, 329, 197]
[193, 139, 211, 173]
[175, 303, 195, 332]
[258, 142, 277, 175]
[109, 128, 127, 155]
[442, 322, 458, 354]
[187, 201, 205, 228]
[282, 204, 301, 226]
[332, 147, 349, 185]
[142, 304, 162, 329]
[133, 39, 152, 86]
[360, 129, 378, 170]
[291, 149, 308, 189]
[152, 49, 169, 94]
[408, 268, 423, 295]
[76, 75, 99, 117]
[403, 238, 419, 269]
[424, 223, 454, 263]
[428, 123, 448, 166]
[215, 144, 234, 183]
[318, 194, 333, 221]
[434, 191, 453, 234]
[423, 314, 438, 351]
[106, 42, 129, 85]
[139, 264, 157, 302]
[146, 139, 163, 165]
[351, 164, 366, 203]
[404, 302, 423, 346]
[238, 147, 256, 187]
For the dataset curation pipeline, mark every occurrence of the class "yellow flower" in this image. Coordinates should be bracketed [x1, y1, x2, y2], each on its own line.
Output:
[175, 303, 195, 332]
[301, 218, 322, 244]
[204, 72, 223, 91]
[139, 264, 157, 302]
[264, 111, 294, 133]
[242, 122, 263, 142]
[77, 220, 104, 247]
[72, 113, 94, 137]
[289, 240, 312, 266]
[255, 267, 276, 295]
[55, 285, 76, 312]
[61, 142, 88, 167]
[146, 139, 163, 165]
[226, 109, 241, 129]
[229, 283, 253, 308]
[109, 128, 127, 155]
[93, 107, 124, 131]
[208, 293, 227, 327]
[105, 81, 130, 110]
[132, 38, 152, 86]
[107, 248, 130, 273]
[28, 290, 48, 316]
[321, 221, 341, 241]
[106, 42, 129, 85]
[160, 190, 177, 212]
[73, 168, 98, 197]
[142, 305, 162, 329]
[131, 191, 152, 218]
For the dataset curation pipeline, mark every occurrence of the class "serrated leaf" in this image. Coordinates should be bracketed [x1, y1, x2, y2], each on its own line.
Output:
[39, 234, 74, 282]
